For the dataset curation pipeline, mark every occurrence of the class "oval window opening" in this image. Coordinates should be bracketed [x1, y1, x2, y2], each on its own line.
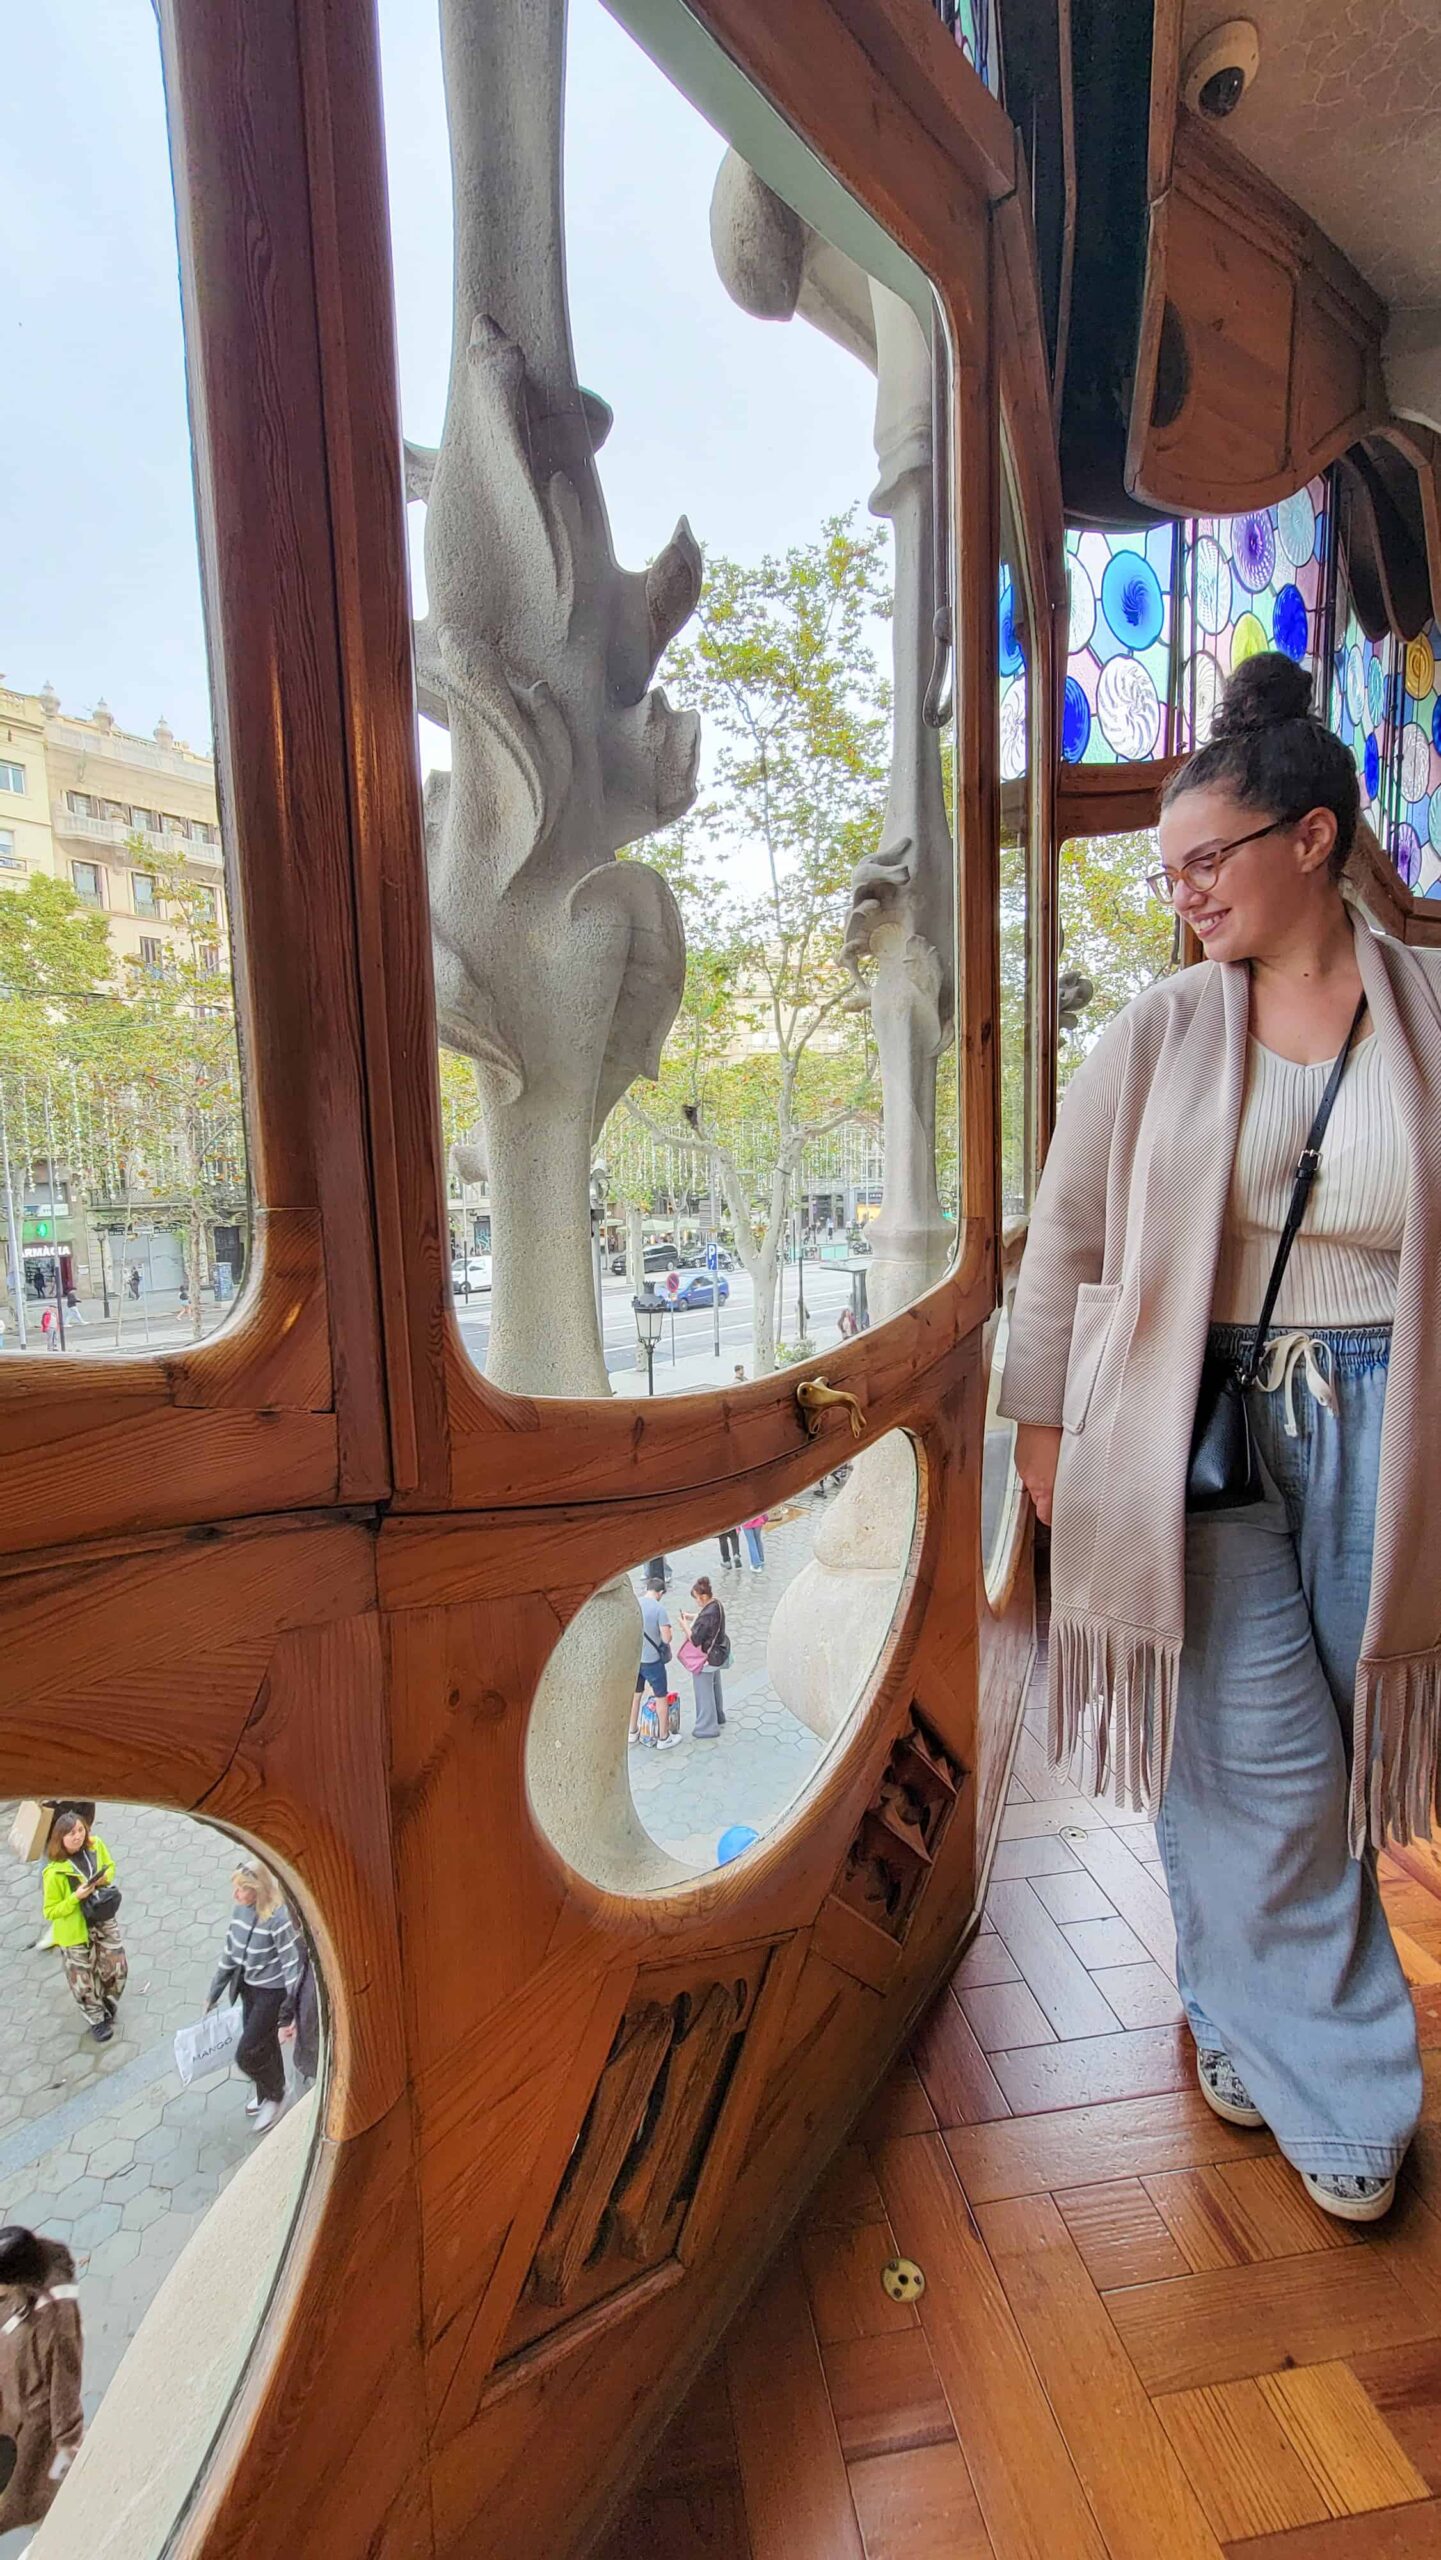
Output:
[1, 1798, 322, 2558]
[526, 1431, 921, 1893]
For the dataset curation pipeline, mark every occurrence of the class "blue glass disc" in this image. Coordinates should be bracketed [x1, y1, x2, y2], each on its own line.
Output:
[1062, 675, 1091, 762]
[1271, 584, 1307, 660]
[1100, 550, 1164, 651]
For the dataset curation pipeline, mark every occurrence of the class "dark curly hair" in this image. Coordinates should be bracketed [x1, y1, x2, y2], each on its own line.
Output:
[1162, 652, 1359, 880]
[0, 2228, 73, 2292]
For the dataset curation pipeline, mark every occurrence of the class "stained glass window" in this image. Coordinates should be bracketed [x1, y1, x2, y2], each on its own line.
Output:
[1386, 621, 1441, 895]
[1174, 478, 1330, 751]
[1056, 469, 1438, 901]
[998, 564, 1027, 783]
[937, 0, 1002, 98]
[1327, 566, 1401, 866]
[1061, 524, 1176, 764]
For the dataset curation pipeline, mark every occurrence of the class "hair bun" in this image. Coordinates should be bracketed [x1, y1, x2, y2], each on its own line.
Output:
[1211, 650, 1315, 739]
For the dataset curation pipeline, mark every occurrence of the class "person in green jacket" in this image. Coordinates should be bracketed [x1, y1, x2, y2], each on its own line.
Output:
[42, 1808, 127, 2045]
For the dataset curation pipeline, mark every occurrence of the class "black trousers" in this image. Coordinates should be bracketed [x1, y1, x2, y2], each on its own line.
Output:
[237, 1980, 287, 2105]
[718, 1530, 741, 1566]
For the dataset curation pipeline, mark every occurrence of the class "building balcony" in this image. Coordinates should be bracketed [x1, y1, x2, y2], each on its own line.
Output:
[52, 807, 223, 863]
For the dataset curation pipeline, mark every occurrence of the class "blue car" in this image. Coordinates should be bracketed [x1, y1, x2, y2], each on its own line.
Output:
[663, 1269, 730, 1310]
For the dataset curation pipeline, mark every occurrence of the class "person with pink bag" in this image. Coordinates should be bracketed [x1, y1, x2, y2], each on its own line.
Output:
[676, 1577, 730, 1739]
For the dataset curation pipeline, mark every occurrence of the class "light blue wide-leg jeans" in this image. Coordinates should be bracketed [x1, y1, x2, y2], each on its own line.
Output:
[1156, 1322, 1422, 2178]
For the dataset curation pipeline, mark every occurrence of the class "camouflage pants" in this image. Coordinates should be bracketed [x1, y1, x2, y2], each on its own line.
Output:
[60, 1920, 128, 2026]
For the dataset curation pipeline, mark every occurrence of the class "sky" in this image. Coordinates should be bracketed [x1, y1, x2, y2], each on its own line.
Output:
[2, 0, 890, 767]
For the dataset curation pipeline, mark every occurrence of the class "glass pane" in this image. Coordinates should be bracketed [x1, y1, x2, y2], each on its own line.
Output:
[1, 9, 252, 1364]
[981, 1297, 1022, 1599]
[1058, 831, 1172, 1088]
[379, 0, 961, 1400]
[1391, 620, 1441, 895]
[1063, 524, 1176, 765]
[1176, 476, 1330, 750]
[526, 1432, 921, 1889]
[997, 463, 1033, 1220]
[0, 1800, 318, 2547]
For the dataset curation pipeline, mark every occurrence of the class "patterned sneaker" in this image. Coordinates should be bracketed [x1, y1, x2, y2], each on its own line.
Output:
[1300, 2169, 1396, 2224]
[1196, 2048, 1264, 2128]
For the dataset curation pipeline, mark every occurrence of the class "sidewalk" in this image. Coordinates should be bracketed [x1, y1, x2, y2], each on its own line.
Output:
[628, 1496, 840, 1867]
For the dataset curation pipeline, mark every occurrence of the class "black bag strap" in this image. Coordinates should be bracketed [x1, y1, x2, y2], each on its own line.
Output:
[1239, 994, 1368, 1387]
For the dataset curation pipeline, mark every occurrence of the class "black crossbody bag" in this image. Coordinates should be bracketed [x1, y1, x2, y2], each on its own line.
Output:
[1186, 995, 1368, 1514]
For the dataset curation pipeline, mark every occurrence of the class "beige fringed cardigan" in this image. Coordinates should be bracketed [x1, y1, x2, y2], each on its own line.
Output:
[998, 913, 1441, 1853]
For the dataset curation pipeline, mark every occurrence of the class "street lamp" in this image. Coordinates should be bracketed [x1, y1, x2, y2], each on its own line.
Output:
[632, 1287, 665, 1397]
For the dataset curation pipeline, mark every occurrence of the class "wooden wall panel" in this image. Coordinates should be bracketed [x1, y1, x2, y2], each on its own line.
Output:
[1127, 113, 1390, 520]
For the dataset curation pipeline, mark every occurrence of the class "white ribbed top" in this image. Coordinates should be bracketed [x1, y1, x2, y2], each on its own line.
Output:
[1211, 1034, 1406, 1326]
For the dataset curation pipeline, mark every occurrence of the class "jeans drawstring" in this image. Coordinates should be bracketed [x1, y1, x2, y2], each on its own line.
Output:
[1254, 1330, 1340, 1438]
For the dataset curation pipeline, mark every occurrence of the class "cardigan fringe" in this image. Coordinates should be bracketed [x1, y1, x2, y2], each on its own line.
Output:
[1353, 1652, 1441, 1854]
[1049, 1611, 1182, 1815]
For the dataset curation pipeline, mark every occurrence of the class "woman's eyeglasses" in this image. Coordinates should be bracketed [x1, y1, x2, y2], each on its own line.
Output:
[1145, 812, 1304, 906]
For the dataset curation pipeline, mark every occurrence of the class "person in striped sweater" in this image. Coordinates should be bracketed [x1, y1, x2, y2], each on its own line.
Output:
[207, 1860, 304, 2135]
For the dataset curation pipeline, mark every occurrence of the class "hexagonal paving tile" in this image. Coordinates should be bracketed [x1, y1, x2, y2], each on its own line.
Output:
[132, 2123, 183, 2164]
[68, 2200, 124, 2253]
[120, 2188, 169, 2233]
[102, 2161, 154, 2205]
[83, 2136, 135, 2180]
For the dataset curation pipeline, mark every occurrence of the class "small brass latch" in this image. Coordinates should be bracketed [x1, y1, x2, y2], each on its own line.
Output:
[882, 2257, 925, 2303]
[795, 1377, 865, 1441]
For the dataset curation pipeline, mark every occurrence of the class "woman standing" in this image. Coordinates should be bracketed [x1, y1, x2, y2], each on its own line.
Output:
[1001, 654, 1441, 2223]
[43, 1808, 126, 2045]
[740, 1511, 767, 1572]
[208, 1860, 304, 2136]
[0, 2228, 84, 2537]
[679, 1577, 729, 1740]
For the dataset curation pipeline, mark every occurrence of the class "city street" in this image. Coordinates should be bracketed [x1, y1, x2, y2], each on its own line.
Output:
[3, 1258, 863, 1384]
[453, 1257, 862, 1389]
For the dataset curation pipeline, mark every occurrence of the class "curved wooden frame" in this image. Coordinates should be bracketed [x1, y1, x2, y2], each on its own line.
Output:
[0, 5, 1063, 2556]
[0, 0, 391, 1558]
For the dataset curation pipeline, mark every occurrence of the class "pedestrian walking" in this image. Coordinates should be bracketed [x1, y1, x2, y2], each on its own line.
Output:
[63, 1289, 85, 1326]
[741, 1511, 767, 1571]
[280, 1946, 321, 2092]
[678, 1577, 729, 1739]
[126, 1264, 141, 1300]
[38, 1305, 57, 1351]
[631, 1572, 679, 1750]
[1002, 651, 1441, 2225]
[42, 1807, 127, 2044]
[717, 1527, 742, 1569]
[0, 2228, 84, 2537]
[837, 1305, 858, 1340]
[207, 1859, 304, 2135]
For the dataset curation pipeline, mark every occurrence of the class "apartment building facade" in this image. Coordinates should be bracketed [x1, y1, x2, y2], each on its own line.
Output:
[0, 679, 227, 972]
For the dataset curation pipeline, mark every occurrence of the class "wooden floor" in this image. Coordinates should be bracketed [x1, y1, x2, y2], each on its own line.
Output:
[600, 1647, 1441, 2560]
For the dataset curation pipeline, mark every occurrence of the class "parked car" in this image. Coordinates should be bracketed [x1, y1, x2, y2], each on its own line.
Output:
[608, 1243, 681, 1278]
[660, 1268, 730, 1310]
[450, 1255, 493, 1294]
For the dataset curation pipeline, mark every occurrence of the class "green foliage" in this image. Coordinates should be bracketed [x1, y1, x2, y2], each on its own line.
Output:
[437, 1048, 480, 1156]
[604, 515, 888, 1368]
[1058, 828, 1175, 1086]
[0, 848, 246, 1331]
